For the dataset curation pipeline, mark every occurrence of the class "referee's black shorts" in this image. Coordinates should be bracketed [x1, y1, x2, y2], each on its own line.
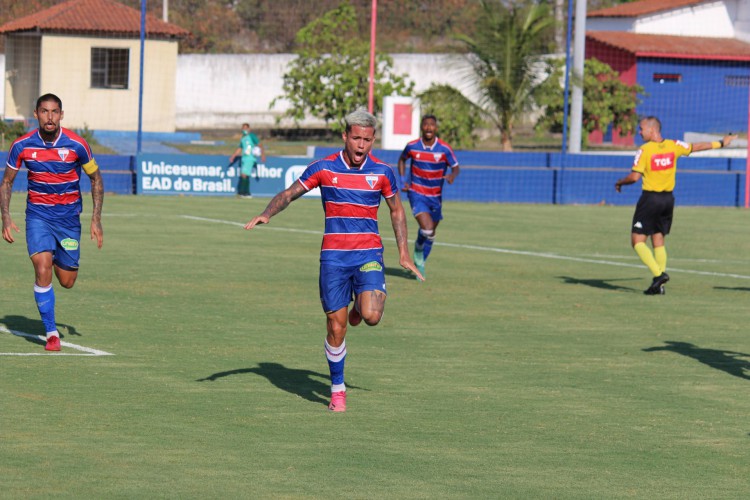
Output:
[632, 190, 674, 236]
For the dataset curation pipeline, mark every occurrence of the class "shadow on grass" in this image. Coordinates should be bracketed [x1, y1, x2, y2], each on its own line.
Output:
[643, 341, 750, 381]
[714, 286, 750, 293]
[385, 267, 416, 280]
[558, 276, 640, 292]
[196, 362, 367, 406]
[0, 314, 81, 347]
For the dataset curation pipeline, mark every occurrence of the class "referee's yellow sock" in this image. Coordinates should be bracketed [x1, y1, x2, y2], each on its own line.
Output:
[653, 246, 667, 273]
[634, 242, 662, 277]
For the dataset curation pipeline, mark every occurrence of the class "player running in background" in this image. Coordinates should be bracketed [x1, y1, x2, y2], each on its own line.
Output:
[244, 109, 423, 412]
[615, 116, 735, 295]
[397, 114, 459, 278]
[229, 123, 265, 198]
[1, 93, 104, 351]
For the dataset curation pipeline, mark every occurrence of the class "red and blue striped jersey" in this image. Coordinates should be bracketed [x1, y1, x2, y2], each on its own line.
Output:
[400, 138, 458, 198]
[6, 127, 95, 220]
[298, 151, 398, 266]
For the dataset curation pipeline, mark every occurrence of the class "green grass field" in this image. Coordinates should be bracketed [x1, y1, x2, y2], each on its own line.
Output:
[2, 195, 749, 498]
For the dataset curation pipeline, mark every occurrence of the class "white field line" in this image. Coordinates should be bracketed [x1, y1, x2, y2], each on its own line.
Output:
[181, 215, 750, 280]
[579, 253, 742, 264]
[0, 325, 114, 356]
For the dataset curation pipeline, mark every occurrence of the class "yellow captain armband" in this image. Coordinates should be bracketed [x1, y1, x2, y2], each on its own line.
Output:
[82, 159, 99, 175]
[711, 141, 723, 149]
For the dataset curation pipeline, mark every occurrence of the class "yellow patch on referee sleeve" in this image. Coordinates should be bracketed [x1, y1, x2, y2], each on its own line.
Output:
[82, 159, 99, 175]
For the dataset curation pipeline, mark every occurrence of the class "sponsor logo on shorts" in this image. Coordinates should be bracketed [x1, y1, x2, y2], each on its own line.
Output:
[61, 238, 79, 251]
[633, 221, 643, 229]
[360, 261, 382, 272]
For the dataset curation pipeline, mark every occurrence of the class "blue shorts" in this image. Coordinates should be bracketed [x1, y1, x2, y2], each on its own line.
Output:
[319, 260, 387, 313]
[408, 191, 443, 223]
[26, 216, 81, 271]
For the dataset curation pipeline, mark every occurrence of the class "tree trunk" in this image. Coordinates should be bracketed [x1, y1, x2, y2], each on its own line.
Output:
[501, 128, 513, 152]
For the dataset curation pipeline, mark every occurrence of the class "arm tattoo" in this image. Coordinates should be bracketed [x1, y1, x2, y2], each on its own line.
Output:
[387, 196, 410, 254]
[0, 169, 18, 225]
[90, 170, 104, 221]
[262, 182, 306, 218]
[263, 191, 292, 218]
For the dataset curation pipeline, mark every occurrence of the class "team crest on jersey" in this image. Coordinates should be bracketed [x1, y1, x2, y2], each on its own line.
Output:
[360, 261, 382, 272]
[61, 238, 79, 251]
[58, 148, 70, 161]
[433, 153, 442, 162]
[365, 175, 378, 188]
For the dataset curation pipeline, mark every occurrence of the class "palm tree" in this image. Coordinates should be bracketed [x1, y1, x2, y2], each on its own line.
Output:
[458, 1, 554, 151]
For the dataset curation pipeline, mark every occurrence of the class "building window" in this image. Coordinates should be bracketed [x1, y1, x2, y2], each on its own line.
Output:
[91, 48, 129, 89]
[653, 73, 681, 84]
[725, 75, 750, 87]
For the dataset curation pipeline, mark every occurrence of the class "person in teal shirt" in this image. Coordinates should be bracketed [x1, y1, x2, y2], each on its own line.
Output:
[229, 123, 265, 198]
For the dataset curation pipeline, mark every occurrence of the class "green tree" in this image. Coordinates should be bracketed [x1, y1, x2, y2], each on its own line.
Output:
[270, 2, 414, 133]
[0, 120, 26, 151]
[457, 1, 554, 151]
[418, 84, 483, 149]
[535, 57, 644, 144]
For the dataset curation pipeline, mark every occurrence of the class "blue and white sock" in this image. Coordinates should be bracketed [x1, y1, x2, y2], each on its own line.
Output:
[325, 339, 346, 393]
[34, 284, 58, 337]
[415, 229, 426, 253]
[419, 229, 435, 260]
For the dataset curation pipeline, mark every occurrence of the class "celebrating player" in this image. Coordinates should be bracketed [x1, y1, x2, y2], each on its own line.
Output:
[244, 109, 423, 412]
[397, 114, 459, 278]
[1, 93, 104, 351]
[615, 116, 735, 295]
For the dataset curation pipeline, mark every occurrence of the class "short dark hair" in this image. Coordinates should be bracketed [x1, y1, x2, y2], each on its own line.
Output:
[642, 116, 661, 131]
[421, 114, 438, 125]
[36, 93, 62, 111]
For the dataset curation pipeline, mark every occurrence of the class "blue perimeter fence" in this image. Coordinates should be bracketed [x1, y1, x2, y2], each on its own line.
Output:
[1, 148, 747, 207]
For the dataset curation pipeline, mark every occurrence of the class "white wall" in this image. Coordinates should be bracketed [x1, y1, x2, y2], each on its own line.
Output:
[634, 1, 735, 37]
[588, 0, 739, 38]
[175, 54, 296, 129]
[3, 51, 477, 130]
[175, 53, 478, 130]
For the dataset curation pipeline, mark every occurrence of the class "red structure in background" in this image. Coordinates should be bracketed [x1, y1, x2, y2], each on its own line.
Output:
[585, 35, 638, 147]
[392, 104, 413, 135]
